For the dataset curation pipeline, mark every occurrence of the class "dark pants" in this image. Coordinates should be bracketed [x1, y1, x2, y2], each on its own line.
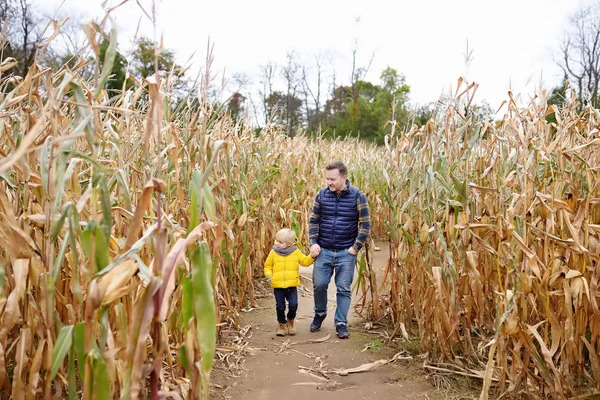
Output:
[274, 287, 298, 324]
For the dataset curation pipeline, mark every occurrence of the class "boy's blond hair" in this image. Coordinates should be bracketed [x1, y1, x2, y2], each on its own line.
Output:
[275, 228, 297, 245]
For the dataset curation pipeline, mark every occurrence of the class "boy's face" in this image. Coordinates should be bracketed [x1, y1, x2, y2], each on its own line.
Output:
[275, 239, 291, 249]
[326, 168, 346, 193]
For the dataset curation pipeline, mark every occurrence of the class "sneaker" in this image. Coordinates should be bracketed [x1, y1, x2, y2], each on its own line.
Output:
[287, 319, 297, 335]
[336, 324, 350, 339]
[276, 323, 287, 336]
[310, 313, 327, 332]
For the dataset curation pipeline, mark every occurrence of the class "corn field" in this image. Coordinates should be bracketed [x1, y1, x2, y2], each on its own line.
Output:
[0, 16, 598, 400]
[0, 19, 389, 399]
[373, 84, 600, 399]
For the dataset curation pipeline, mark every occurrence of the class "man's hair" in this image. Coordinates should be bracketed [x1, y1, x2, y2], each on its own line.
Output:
[275, 228, 297, 245]
[325, 161, 348, 177]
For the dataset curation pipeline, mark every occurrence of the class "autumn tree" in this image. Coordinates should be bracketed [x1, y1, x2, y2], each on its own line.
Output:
[557, 4, 600, 107]
[300, 51, 330, 133]
[258, 61, 277, 124]
[0, 0, 41, 77]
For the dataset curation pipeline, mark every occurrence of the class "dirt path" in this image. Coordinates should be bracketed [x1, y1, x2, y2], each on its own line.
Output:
[212, 244, 437, 400]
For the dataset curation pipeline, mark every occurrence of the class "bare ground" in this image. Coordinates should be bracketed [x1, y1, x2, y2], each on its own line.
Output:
[211, 244, 476, 400]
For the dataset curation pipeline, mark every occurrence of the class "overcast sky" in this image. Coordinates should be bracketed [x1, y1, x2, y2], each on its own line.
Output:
[35, 0, 594, 109]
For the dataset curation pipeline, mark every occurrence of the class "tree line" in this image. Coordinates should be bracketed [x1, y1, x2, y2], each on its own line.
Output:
[1, 0, 598, 141]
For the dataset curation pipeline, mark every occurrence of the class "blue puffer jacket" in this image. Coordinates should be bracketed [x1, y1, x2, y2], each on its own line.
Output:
[316, 184, 360, 250]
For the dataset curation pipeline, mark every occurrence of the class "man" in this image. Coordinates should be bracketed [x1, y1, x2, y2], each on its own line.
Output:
[308, 161, 371, 339]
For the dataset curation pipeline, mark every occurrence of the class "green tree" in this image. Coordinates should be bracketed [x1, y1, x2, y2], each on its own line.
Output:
[379, 67, 410, 106]
[129, 36, 193, 105]
[99, 39, 131, 94]
[548, 78, 569, 107]
[323, 80, 382, 140]
[376, 67, 410, 137]
[227, 92, 246, 122]
[412, 103, 434, 126]
[129, 37, 180, 78]
[264, 91, 302, 135]
[545, 78, 570, 124]
[321, 67, 410, 143]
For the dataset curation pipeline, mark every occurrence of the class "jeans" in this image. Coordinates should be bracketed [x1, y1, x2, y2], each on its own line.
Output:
[313, 248, 356, 325]
[274, 287, 298, 324]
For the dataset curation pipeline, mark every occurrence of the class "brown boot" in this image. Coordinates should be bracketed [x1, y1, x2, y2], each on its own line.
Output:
[287, 319, 296, 335]
[276, 323, 287, 336]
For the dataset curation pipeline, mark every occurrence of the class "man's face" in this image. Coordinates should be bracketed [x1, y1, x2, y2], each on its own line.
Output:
[326, 169, 346, 193]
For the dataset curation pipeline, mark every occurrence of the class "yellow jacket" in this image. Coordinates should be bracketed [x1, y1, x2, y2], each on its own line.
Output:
[264, 247, 314, 288]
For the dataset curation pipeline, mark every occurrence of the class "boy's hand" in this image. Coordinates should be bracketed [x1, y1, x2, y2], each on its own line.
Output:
[310, 244, 321, 258]
[267, 276, 273, 283]
[348, 247, 358, 256]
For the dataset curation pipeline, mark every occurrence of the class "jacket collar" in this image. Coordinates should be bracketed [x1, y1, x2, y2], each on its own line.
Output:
[328, 179, 351, 195]
[273, 244, 298, 256]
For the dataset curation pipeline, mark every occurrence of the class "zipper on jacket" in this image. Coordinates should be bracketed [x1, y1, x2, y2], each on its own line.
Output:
[332, 191, 341, 245]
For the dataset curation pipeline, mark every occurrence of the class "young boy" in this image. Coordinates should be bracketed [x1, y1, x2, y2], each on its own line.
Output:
[264, 228, 314, 336]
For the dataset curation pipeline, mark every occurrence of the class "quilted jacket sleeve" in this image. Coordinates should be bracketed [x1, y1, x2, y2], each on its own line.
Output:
[298, 251, 314, 267]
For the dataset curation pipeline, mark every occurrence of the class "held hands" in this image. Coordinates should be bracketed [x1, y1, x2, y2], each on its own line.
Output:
[309, 244, 321, 258]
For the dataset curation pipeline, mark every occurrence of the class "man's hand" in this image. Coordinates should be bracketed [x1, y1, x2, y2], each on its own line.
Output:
[348, 247, 358, 256]
[310, 244, 321, 258]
